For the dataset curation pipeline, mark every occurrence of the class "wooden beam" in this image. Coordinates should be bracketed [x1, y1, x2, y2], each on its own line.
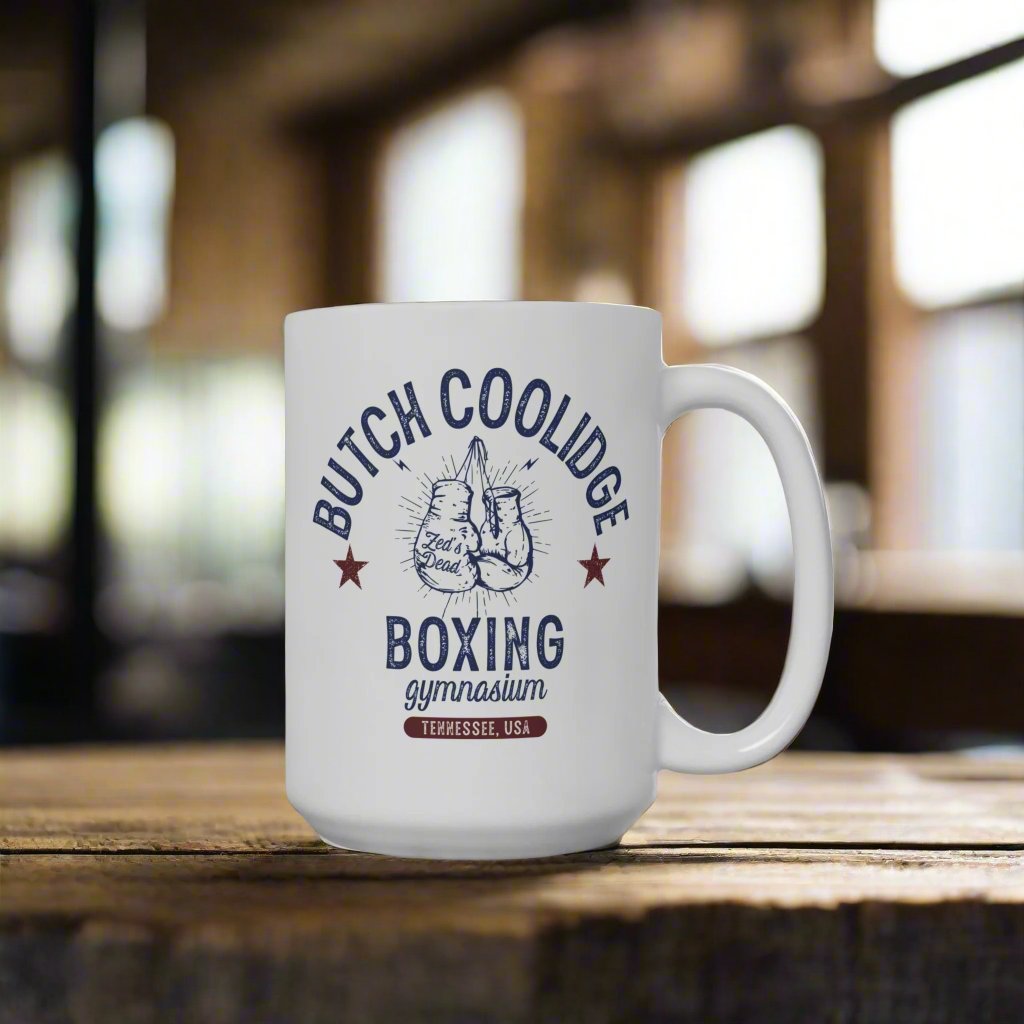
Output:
[67, 0, 100, 735]
[604, 36, 1024, 157]
[813, 119, 875, 484]
[319, 134, 379, 307]
[286, 0, 630, 139]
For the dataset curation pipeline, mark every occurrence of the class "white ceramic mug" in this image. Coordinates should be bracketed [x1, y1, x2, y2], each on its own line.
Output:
[286, 302, 833, 859]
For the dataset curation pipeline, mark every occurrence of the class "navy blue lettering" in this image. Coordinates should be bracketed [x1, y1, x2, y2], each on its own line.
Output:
[586, 466, 621, 508]
[452, 616, 480, 672]
[389, 382, 432, 445]
[360, 408, 400, 459]
[515, 379, 551, 438]
[566, 427, 606, 478]
[313, 500, 351, 539]
[387, 616, 412, 669]
[418, 616, 448, 671]
[594, 500, 630, 535]
[537, 615, 564, 669]
[480, 368, 513, 429]
[440, 369, 473, 429]
[504, 617, 530, 671]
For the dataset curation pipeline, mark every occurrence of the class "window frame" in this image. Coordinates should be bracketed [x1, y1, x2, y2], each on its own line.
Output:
[641, 35, 1024, 612]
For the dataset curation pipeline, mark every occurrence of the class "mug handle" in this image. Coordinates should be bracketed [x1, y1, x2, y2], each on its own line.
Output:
[657, 364, 834, 773]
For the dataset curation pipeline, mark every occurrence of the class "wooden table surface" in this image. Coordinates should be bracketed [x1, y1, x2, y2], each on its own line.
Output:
[2, 744, 1023, 1024]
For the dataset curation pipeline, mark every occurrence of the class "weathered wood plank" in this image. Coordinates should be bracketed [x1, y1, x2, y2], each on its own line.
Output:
[1, 851, 1023, 1024]
[2, 744, 1023, 1023]
[3, 848, 1024, 926]
[2, 744, 1023, 852]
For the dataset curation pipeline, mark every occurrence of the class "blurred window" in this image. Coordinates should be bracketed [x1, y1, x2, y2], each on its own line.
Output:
[99, 357, 284, 634]
[874, 0, 1024, 77]
[2, 154, 75, 364]
[96, 117, 175, 332]
[679, 125, 824, 346]
[378, 88, 523, 301]
[661, 125, 824, 602]
[663, 339, 815, 602]
[891, 60, 1024, 308]
[920, 304, 1024, 551]
[0, 152, 75, 569]
[665, 337, 818, 603]
[0, 375, 73, 557]
[869, 54, 1024, 612]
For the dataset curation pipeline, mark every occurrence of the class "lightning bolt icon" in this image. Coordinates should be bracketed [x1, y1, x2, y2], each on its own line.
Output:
[395, 459, 410, 472]
[523, 457, 538, 471]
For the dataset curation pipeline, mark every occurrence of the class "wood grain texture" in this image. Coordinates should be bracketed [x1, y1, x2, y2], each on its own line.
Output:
[2, 744, 1023, 1024]
[4, 743, 1023, 851]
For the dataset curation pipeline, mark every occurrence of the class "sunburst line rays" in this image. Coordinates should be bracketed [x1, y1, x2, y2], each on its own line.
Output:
[400, 445, 552, 611]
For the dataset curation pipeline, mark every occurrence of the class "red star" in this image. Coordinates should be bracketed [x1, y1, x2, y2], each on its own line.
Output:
[578, 545, 610, 588]
[333, 547, 368, 589]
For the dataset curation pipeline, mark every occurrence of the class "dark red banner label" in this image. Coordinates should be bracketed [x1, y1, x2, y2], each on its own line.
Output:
[404, 716, 547, 739]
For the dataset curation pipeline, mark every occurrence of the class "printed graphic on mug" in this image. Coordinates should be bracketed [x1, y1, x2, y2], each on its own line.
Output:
[403, 436, 544, 605]
[309, 367, 632, 741]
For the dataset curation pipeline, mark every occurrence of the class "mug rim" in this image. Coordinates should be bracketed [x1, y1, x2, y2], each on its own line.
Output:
[285, 299, 659, 325]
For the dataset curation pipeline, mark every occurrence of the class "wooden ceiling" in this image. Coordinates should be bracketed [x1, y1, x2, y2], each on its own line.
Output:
[0, 0, 72, 156]
[0, 0, 627, 156]
[148, 0, 626, 120]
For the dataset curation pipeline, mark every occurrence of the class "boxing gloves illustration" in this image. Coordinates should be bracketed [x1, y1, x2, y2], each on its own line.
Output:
[413, 439, 534, 595]
[477, 486, 533, 592]
[414, 479, 482, 593]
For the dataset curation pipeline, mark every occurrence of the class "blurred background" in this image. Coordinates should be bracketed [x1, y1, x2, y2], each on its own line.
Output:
[0, 0, 1021, 751]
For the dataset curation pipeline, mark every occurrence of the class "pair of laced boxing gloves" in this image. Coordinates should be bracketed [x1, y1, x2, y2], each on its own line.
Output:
[414, 438, 534, 594]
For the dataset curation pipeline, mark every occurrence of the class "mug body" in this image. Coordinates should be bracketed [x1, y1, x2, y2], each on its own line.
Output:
[286, 301, 662, 858]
